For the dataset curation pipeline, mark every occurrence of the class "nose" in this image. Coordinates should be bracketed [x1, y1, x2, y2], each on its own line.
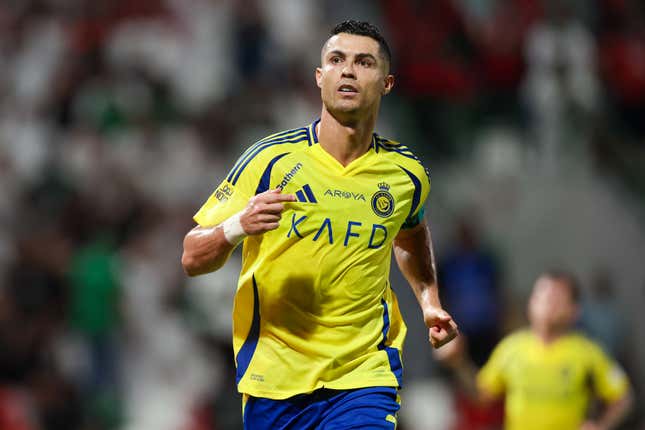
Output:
[341, 63, 356, 79]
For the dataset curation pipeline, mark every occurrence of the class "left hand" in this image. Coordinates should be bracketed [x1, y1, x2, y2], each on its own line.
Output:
[424, 306, 458, 349]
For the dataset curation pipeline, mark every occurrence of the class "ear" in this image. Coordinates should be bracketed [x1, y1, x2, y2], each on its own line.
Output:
[315, 67, 323, 89]
[382, 74, 395, 95]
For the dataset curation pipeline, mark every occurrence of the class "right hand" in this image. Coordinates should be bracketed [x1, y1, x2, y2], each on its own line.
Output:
[240, 188, 296, 235]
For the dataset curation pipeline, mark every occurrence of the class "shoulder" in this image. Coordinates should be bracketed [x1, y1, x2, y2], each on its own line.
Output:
[226, 125, 313, 185]
[374, 135, 430, 185]
[566, 331, 607, 356]
[498, 329, 533, 351]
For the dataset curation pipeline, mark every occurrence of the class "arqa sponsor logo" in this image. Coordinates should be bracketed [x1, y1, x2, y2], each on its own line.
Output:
[324, 189, 366, 202]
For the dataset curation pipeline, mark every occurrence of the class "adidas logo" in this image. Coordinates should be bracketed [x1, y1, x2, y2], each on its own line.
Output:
[295, 184, 318, 203]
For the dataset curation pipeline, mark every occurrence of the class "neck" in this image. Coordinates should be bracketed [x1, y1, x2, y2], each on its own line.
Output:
[317, 107, 377, 166]
[532, 324, 568, 344]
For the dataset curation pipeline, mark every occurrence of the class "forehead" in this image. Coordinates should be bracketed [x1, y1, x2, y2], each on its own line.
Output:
[532, 277, 572, 300]
[322, 33, 381, 58]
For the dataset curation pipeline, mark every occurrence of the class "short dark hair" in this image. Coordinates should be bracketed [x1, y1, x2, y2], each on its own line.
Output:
[541, 269, 581, 303]
[330, 20, 392, 66]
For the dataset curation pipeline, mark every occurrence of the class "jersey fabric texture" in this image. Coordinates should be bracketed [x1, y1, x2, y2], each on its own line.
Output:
[478, 329, 630, 430]
[243, 386, 399, 429]
[194, 119, 430, 399]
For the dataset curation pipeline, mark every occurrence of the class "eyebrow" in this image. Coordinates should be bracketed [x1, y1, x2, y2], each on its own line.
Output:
[327, 50, 379, 63]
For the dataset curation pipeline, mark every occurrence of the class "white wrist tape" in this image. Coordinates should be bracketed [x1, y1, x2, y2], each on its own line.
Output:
[221, 212, 247, 245]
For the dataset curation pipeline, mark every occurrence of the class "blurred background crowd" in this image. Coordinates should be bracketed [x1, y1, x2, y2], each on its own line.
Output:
[0, 0, 644, 429]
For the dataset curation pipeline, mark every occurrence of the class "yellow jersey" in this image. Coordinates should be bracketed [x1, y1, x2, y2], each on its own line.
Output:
[194, 120, 431, 399]
[478, 329, 629, 430]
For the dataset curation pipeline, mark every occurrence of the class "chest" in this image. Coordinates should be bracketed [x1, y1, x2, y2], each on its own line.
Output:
[269, 155, 415, 248]
[505, 345, 592, 399]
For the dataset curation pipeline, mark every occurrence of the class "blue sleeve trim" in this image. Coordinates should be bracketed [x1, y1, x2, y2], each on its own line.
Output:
[255, 152, 289, 195]
[235, 275, 261, 385]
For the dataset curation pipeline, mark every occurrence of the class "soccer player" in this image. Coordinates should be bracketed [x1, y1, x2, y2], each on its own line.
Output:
[182, 20, 458, 429]
[434, 270, 633, 430]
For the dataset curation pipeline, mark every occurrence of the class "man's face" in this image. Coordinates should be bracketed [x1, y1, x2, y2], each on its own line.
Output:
[316, 33, 393, 122]
[528, 276, 579, 333]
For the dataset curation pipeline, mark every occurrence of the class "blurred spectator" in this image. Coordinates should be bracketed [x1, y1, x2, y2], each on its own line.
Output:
[67, 235, 123, 425]
[439, 216, 502, 367]
[459, 0, 540, 121]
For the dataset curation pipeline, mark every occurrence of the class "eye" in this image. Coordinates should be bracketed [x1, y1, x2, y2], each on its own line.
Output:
[358, 59, 374, 68]
[330, 56, 342, 64]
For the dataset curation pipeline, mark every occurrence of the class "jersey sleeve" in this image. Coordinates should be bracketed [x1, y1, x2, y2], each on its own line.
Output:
[477, 333, 514, 397]
[588, 342, 630, 403]
[193, 146, 275, 227]
[401, 164, 430, 229]
[193, 179, 250, 227]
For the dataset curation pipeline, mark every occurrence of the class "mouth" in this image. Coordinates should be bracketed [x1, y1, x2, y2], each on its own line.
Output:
[337, 84, 359, 95]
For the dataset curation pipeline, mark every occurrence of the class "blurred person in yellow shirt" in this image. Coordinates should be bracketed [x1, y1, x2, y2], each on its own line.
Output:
[435, 270, 632, 430]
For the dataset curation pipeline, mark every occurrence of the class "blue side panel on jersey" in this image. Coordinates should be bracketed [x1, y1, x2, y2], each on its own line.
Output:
[255, 152, 289, 195]
[379, 298, 403, 387]
[295, 190, 307, 202]
[228, 129, 308, 184]
[236, 275, 261, 385]
[302, 184, 317, 203]
[398, 165, 422, 221]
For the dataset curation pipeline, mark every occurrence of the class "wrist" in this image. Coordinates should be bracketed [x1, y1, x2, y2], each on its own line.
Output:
[221, 212, 247, 245]
[420, 286, 441, 309]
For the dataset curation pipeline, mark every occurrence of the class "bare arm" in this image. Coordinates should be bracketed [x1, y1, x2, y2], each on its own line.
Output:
[393, 220, 458, 348]
[433, 335, 501, 404]
[182, 189, 295, 276]
[182, 225, 237, 276]
[581, 392, 633, 430]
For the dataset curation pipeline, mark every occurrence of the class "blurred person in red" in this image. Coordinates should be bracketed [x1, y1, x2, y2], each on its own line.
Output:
[381, 0, 477, 158]
[435, 270, 633, 430]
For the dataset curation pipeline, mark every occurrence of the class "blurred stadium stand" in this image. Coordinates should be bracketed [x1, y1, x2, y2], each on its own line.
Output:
[0, 0, 643, 429]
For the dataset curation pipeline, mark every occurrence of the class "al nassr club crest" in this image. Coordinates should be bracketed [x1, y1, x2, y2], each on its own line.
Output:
[371, 182, 395, 218]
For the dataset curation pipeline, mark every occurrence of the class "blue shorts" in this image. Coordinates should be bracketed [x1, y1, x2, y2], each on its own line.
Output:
[243, 386, 400, 429]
